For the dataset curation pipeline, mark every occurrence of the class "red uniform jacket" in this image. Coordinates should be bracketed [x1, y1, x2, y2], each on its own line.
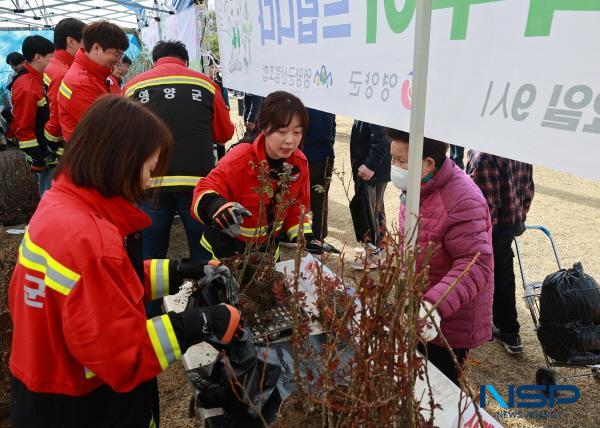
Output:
[43, 49, 75, 149]
[57, 49, 112, 142]
[9, 174, 183, 396]
[11, 63, 49, 161]
[124, 57, 234, 191]
[192, 134, 312, 248]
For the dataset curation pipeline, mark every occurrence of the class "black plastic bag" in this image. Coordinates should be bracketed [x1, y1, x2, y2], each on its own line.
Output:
[195, 330, 283, 427]
[539, 262, 600, 325]
[537, 262, 600, 364]
[537, 323, 600, 365]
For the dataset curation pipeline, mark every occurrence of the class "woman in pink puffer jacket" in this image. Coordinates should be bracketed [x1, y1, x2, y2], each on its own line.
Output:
[385, 128, 494, 385]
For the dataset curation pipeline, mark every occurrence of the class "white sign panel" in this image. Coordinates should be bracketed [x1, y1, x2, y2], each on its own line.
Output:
[216, 0, 600, 180]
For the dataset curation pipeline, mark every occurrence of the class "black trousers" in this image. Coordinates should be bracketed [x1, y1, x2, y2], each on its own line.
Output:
[492, 231, 520, 335]
[10, 374, 157, 428]
[419, 343, 469, 386]
[308, 158, 334, 240]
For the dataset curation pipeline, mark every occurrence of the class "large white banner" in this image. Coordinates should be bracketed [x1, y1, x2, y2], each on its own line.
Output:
[141, 7, 202, 69]
[216, 0, 600, 180]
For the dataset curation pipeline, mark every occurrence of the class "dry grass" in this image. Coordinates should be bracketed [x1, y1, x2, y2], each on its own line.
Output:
[159, 102, 600, 427]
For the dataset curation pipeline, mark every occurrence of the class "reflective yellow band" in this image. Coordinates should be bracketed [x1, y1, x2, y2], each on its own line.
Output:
[44, 129, 63, 143]
[147, 315, 181, 370]
[18, 232, 81, 296]
[36, 98, 47, 107]
[43, 73, 51, 86]
[59, 82, 72, 100]
[125, 75, 216, 97]
[150, 259, 170, 300]
[19, 139, 39, 149]
[149, 416, 156, 428]
[84, 366, 96, 379]
[149, 176, 202, 188]
[56, 147, 64, 156]
[287, 223, 313, 241]
[200, 234, 219, 260]
[193, 190, 218, 223]
[239, 225, 268, 238]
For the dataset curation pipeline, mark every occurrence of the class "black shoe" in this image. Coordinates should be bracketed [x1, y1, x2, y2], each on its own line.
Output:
[493, 326, 523, 354]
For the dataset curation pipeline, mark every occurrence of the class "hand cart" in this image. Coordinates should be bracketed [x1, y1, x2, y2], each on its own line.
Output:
[514, 225, 600, 387]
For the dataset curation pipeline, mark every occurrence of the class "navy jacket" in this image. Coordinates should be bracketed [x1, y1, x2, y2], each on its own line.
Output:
[350, 120, 391, 183]
[302, 108, 336, 163]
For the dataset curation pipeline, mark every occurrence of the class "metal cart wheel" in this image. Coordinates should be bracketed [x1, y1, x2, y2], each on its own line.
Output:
[536, 367, 557, 393]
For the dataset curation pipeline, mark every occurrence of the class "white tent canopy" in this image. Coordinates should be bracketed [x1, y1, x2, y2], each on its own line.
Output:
[0, 0, 176, 30]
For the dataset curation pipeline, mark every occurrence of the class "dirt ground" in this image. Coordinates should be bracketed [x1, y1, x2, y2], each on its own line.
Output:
[158, 100, 600, 427]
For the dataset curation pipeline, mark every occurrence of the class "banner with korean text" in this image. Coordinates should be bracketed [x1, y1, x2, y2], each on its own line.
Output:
[216, 0, 600, 180]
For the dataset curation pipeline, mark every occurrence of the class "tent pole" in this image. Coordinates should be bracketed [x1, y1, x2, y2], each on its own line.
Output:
[405, 0, 433, 248]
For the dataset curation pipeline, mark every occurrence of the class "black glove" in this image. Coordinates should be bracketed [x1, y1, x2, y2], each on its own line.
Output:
[177, 258, 218, 280]
[211, 200, 252, 238]
[168, 304, 242, 352]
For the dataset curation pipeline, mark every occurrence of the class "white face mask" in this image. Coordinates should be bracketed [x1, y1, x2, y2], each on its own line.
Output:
[390, 165, 409, 191]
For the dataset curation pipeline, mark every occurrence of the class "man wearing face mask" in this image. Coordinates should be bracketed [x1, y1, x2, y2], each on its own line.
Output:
[387, 128, 494, 386]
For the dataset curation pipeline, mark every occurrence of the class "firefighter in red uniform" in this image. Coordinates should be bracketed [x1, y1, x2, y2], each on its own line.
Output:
[43, 18, 86, 159]
[192, 91, 326, 260]
[124, 40, 235, 264]
[11, 35, 55, 196]
[9, 95, 241, 428]
[58, 21, 128, 142]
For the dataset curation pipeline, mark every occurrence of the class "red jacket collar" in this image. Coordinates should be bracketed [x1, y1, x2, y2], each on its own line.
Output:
[53, 49, 75, 67]
[253, 133, 268, 162]
[24, 62, 42, 80]
[155, 56, 186, 67]
[52, 174, 151, 237]
[74, 48, 113, 81]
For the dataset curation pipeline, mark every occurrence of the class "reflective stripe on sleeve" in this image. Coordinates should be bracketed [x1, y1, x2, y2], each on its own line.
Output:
[200, 234, 219, 261]
[287, 223, 313, 241]
[43, 73, 51, 86]
[36, 98, 47, 107]
[147, 315, 181, 370]
[192, 190, 218, 223]
[125, 75, 217, 97]
[239, 225, 268, 238]
[150, 259, 169, 300]
[59, 82, 72, 100]
[18, 232, 81, 296]
[44, 129, 63, 143]
[18, 139, 39, 149]
[148, 176, 202, 188]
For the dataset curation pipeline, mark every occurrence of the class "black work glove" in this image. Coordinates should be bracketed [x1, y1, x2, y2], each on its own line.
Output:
[211, 199, 252, 238]
[168, 304, 242, 352]
[177, 258, 219, 280]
